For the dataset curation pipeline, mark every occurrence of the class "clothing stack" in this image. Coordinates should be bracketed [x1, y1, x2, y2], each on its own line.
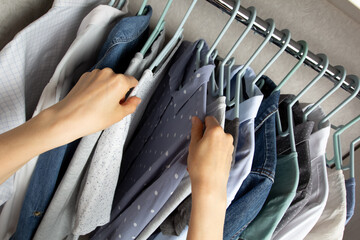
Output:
[0, 1, 355, 240]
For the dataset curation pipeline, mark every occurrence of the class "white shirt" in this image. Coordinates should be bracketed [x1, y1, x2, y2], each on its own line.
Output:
[71, 28, 166, 237]
[28, 4, 130, 240]
[304, 168, 346, 240]
[274, 105, 330, 240]
[0, 1, 108, 239]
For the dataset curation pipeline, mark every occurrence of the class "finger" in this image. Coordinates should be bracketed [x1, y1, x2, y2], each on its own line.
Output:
[190, 116, 204, 144]
[117, 96, 141, 119]
[116, 74, 139, 97]
[204, 116, 220, 130]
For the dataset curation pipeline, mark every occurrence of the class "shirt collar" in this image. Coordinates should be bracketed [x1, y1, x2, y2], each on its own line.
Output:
[168, 40, 215, 113]
[226, 65, 263, 122]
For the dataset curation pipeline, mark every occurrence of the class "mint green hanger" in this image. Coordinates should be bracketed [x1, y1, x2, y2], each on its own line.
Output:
[208, 0, 241, 97]
[249, 29, 291, 97]
[349, 136, 360, 178]
[285, 54, 329, 152]
[303, 65, 347, 122]
[149, 0, 198, 71]
[138, 0, 149, 15]
[195, 40, 205, 70]
[213, 6, 256, 98]
[140, 0, 173, 56]
[274, 40, 308, 137]
[116, 0, 126, 9]
[318, 75, 360, 129]
[227, 18, 275, 109]
[327, 115, 360, 171]
[108, 0, 116, 7]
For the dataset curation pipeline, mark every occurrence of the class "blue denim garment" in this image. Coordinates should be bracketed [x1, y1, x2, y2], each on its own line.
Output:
[10, 140, 79, 240]
[90, 6, 152, 73]
[224, 76, 279, 240]
[12, 9, 152, 239]
[345, 177, 355, 224]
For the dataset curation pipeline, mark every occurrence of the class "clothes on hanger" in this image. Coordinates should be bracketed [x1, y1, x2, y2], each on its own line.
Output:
[0, 0, 109, 239]
[272, 105, 330, 240]
[0, 1, 358, 240]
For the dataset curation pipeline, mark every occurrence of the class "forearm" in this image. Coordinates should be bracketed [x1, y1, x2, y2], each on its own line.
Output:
[187, 189, 227, 240]
[0, 108, 68, 184]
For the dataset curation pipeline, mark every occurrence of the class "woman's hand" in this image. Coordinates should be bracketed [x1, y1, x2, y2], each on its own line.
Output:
[187, 116, 234, 240]
[48, 68, 141, 144]
[0, 69, 141, 184]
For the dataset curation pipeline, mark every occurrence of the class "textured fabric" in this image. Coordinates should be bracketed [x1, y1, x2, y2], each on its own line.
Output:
[156, 96, 227, 237]
[71, 15, 166, 238]
[223, 75, 278, 240]
[240, 153, 299, 240]
[273, 95, 315, 235]
[273, 105, 330, 240]
[136, 96, 227, 240]
[304, 168, 346, 240]
[89, 6, 151, 73]
[0, 0, 108, 239]
[0, 178, 13, 207]
[9, 6, 128, 240]
[33, 8, 168, 240]
[90, 40, 214, 240]
[124, 29, 165, 81]
[345, 177, 356, 224]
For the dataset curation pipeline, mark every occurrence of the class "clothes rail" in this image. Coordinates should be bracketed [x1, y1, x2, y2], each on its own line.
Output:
[206, 0, 360, 99]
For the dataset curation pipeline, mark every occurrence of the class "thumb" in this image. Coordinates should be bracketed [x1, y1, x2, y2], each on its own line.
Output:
[117, 96, 141, 119]
[190, 116, 204, 144]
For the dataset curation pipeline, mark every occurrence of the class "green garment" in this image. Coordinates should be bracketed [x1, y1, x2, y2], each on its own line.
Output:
[240, 152, 299, 240]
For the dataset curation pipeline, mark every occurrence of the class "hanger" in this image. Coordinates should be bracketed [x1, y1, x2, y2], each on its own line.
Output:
[249, 29, 291, 97]
[140, 0, 173, 56]
[149, 0, 198, 71]
[116, 0, 126, 9]
[327, 115, 360, 172]
[349, 136, 360, 178]
[212, 6, 256, 98]
[318, 75, 360, 129]
[273, 40, 308, 137]
[205, 0, 241, 96]
[108, 0, 116, 7]
[303, 65, 347, 122]
[285, 54, 329, 152]
[227, 18, 276, 111]
[195, 40, 205, 70]
[138, 0, 149, 15]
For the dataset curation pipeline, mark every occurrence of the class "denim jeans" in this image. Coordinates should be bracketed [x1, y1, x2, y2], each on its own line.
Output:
[91, 6, 152, 73]
[223, 76, 279, 240]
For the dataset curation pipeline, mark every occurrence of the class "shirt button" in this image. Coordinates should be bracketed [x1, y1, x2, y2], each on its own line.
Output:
[33, 211, 42, 217]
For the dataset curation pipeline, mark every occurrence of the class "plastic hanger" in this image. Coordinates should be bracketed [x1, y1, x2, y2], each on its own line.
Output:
[349, 136, 360, 178]
[212, 6, 256, 98]
[140, 0, 173, 56]
[327, 115, 360, 171]
[303, 65, 347, 122]
[249, 29, 291, 97]
[227, 18, 276, 110]
[195, 40, 205, 70]
[318, 75, 360, 129]
[285, 54, 329, 152]
[108, 0, 116, 6]
[138, 0, 149, 15]
[206, 0, 241, 95]
[116, 0, 126, 9]
[149, 0, 198, 71]
[273, 40, 308, 136]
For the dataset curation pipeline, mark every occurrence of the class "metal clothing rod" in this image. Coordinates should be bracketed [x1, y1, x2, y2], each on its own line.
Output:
[206, 0, 360, 99]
